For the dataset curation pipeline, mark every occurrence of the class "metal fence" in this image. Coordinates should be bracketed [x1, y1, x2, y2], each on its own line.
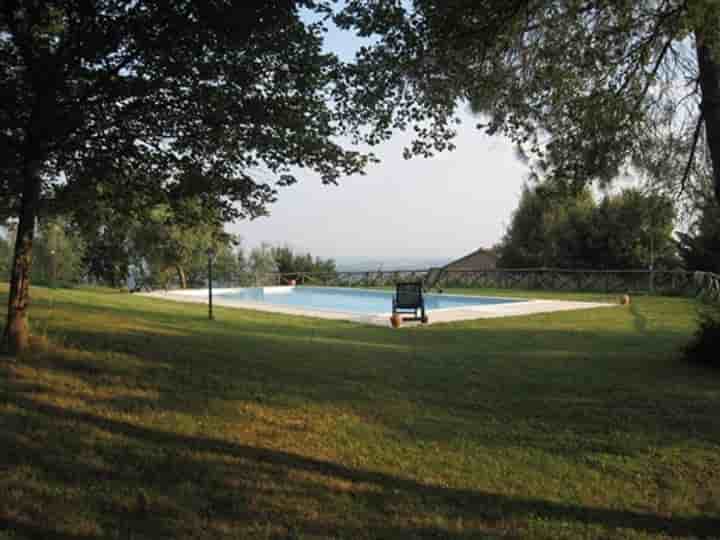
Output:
[257, 268, 720, 299]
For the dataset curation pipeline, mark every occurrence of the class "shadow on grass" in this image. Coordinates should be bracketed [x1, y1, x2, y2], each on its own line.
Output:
[2, 393, 719, 539]
[0, 519, 97, 540]
[17, 300, 720, 458]
[630, 303, 649, 334]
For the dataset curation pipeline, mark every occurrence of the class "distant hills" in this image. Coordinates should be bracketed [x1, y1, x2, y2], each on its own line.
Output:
[334, 256, 453, 272]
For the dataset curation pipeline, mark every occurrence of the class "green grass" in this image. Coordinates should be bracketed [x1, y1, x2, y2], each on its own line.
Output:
[1, 285, 719, 539]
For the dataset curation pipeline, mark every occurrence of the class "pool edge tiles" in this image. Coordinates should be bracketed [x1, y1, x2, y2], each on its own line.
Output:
[140, 286, 616, 326]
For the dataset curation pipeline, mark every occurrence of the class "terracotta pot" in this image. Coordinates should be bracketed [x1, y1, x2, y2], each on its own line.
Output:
[390, 314, 402, 328]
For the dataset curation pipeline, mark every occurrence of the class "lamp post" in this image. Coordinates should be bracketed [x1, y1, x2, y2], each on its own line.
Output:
[206, 246, 216, 320]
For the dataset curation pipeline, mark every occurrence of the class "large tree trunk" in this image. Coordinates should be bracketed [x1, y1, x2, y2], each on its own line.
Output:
[2, 160, 43, 356]
[696, 33, 720, 205]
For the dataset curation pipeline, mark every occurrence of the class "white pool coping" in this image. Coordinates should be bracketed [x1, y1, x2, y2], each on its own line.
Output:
[139, 286, 616, 327]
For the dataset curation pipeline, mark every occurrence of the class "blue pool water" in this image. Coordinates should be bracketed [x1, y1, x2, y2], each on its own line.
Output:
[215, 286, 521, 315]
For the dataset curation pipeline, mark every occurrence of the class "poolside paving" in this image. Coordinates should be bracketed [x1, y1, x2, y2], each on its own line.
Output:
[141, 289, 616, 327]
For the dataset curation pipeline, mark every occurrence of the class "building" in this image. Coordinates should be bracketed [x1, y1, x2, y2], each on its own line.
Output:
[443, 248, 497, 271]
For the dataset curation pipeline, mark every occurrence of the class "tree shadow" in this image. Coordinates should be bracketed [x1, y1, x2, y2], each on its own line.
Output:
[630, 303, 649, 333]
[0, 518, 98, 540]
[14, 303, 720, 459]
[2, 393, 718, 539]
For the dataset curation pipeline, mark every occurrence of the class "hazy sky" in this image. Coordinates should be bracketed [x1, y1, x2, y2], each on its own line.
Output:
[228, 117, 528, 261]
[227, 13, 530, 262]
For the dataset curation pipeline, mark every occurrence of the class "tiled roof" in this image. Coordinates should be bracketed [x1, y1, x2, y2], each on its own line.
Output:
[444, 248, 497, 270]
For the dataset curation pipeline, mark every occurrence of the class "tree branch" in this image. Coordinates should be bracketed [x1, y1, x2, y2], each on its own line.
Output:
[679, 113, 704, 195]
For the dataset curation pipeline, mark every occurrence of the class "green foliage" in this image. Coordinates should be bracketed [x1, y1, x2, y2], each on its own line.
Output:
[335, 2, 720, 202]
[30, 218, 86, 286]
[677, 196, 720, 272]
[74, 195, 135, 288]
[51, 201, 339, 289]
[1, 1, 377, 222]
[207, 239, 244, 287]
[247, 244, 278, 280]
[591, 189, 678, 269]
[130, 204, 240, 289]
[72, 197, 244, 289]
[684, 304, 720, 367]
[498, 185, 595, 268]
[498, 185, 677, 269]
[270, 245, 337, 278]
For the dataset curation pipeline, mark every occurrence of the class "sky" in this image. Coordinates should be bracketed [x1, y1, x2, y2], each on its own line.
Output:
[227, 117, 528, 263]
[227, 9, 530, 264]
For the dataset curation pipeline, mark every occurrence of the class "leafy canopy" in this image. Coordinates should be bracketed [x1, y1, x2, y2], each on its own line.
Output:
[677, 193, 720, 272]
[497, 185, 677, 270]
[336, 1, 720, 199]
[271, 245, 337, 277]
[1, 0, 375, 223]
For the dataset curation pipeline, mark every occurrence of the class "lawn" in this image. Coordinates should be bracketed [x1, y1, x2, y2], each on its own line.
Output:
[1, 285, 719, 539]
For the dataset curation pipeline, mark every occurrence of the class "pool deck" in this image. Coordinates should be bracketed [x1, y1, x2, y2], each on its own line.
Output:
[141, 288, 616, 327]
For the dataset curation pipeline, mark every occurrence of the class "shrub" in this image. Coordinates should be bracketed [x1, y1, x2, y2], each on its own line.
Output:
[685, 304, 720, 367]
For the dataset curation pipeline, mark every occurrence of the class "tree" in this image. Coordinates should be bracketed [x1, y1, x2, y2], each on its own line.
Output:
[31, 217, 86, 286]
[248, 244, 278, 282]
[71, 187, 244, 289]
[208, 237, 243, 287]
[270, 245, 337, 279]
[312, 256, 337, 276]
[592, 190, 678, 270]
[130, 204, 233, 290]
[677, 192, 720, 272]
[550, 197, 597, 269]
[497, 185, 595, 268]
[496, 185, 550, 268]
[72, 186, 137, 288]
[497, 185, 677, 270]
[336, 2, 720, 203]
[1, 1, 378, 354]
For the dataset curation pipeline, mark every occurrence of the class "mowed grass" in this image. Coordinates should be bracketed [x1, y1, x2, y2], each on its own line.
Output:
[1, 285, 719, 539]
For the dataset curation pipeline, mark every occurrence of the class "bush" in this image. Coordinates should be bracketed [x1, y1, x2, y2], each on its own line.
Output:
[685, 304, 720, 366]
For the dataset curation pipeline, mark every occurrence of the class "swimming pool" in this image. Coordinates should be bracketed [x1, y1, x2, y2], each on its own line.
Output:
[151, 286, 614, 325]
[213, 286, 521, 315]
